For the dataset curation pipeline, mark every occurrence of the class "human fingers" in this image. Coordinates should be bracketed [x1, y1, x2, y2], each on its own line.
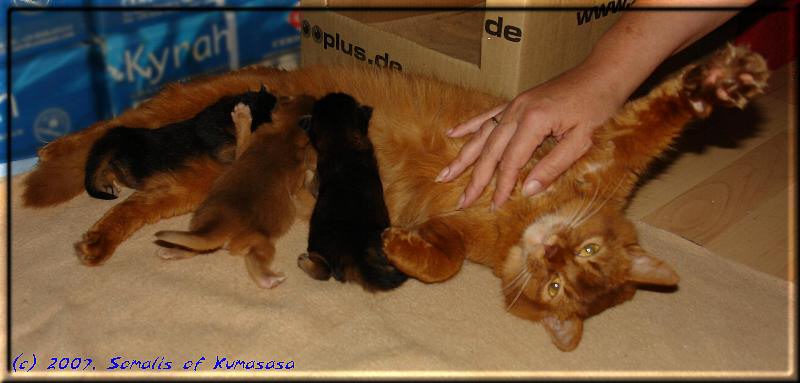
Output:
[521, 128, 593, 197]
[459, 118, 519, 209]
[436, 116, 499, 183]
[447, 103, 508, 138]
[491, 114, 551, 209]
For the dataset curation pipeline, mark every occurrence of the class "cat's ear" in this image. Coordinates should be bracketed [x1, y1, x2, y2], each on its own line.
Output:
[541, 315, 583, 351]
[627, 247, 679, 286]
[298, 115, 313, 133]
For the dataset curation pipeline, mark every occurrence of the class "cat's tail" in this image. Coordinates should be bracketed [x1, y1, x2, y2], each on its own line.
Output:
[84, 131, 121, 200]
[155, 211, 240, 252]
[356, 247, 408, 291]
[22, 121, 113, 207]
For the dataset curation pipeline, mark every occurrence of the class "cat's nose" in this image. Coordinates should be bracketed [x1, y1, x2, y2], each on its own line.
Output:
[543, 245, 558, 261]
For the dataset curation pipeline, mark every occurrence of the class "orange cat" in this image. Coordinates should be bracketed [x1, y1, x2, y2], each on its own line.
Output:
[21, 45, 767, 351]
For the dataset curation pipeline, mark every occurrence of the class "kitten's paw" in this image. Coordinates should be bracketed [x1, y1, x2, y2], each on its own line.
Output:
[683, 44, 769, 116]
[297, 252, 331, 280]
[74, 231, 114, 266]
[232, 103, 253, 129]
[252, 271, 286, 289]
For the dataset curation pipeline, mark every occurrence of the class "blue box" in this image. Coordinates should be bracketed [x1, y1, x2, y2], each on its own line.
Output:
[97, 11, 235, 114]
[6, 0, 93, 58]
[2, 40, 109, 164]
[232, 2, 301, 67]
[2, 0, 302, 171]
[89, 0, 223, 34]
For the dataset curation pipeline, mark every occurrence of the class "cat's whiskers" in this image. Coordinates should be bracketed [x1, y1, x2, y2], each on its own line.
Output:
[503, 267, 529, 291]
[573, 178, 627, 228]
[564, 190, 589, 229]
[566, 188, 599, 228]
[569, 184, 601, 229]
[506, 272, 533, 311]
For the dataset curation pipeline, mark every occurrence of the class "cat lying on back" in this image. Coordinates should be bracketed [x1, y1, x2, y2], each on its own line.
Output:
[22, 45, 768, 351]
[154, 95, 317, 289]
[297, 93, 407, 291]
[84, 85, 277, 200]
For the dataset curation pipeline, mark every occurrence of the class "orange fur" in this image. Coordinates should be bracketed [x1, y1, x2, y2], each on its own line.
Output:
[154, 96, 316, 289]
[74, 156, 225, 265]
[24, 45, 767, 351]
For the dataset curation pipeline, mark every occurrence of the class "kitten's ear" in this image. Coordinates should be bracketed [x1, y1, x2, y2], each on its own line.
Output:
[627, 247, 679, 286]
[360, 105, 373, 122]
[541, 315, 583, 352]
[298, 115, 313, 133]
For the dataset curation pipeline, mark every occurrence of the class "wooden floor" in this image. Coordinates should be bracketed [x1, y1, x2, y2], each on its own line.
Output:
[628, 62, 795, 281]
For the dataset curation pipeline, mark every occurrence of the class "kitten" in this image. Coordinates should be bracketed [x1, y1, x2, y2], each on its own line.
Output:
[154, 95, 317, 289]
[23, 46, 768, 351]
[84, 85, 277, 200]
[296, 93, 407, 291]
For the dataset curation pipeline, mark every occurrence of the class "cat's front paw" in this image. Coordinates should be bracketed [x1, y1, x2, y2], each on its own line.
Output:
[232, 103, 253, 131]
[382, 227, 444, 283]
[683, 44, 769, 116]
[74, 231, 115, 266]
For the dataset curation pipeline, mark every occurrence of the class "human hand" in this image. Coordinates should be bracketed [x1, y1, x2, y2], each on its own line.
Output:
[435, 65, 625, 211]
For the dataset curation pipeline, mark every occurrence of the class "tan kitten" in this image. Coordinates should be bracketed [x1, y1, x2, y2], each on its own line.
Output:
[155, 96, 317, 288]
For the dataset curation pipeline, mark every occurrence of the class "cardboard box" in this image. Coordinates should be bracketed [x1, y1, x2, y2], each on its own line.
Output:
[300, 0, 629, 99]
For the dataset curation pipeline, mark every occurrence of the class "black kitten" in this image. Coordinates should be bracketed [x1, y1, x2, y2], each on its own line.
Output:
[84, 85, 277, 200]
[297, 93, 407, 291]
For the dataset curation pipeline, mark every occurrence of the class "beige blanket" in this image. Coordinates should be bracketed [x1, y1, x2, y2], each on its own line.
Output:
[3, 175, 794, 378]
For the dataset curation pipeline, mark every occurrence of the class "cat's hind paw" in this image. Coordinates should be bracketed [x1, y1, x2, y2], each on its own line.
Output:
[683, 44, 769, 116]
[297, 252, 332, 281]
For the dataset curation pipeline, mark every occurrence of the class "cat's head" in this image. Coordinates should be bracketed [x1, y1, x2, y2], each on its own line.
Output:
[298, 92, 373, 154]
[502, 195, 678, 351]
[243, 84, 278, 131]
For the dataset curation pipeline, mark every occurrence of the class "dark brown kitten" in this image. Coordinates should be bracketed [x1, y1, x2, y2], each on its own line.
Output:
[297, 93, 407, 291]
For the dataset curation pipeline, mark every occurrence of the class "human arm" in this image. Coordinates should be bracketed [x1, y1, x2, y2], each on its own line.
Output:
[436, 0, 757, 210]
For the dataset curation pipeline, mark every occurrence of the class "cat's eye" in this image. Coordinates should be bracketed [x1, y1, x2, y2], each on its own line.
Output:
[547, 278, 561, 297]
[577, 243, 601, 257]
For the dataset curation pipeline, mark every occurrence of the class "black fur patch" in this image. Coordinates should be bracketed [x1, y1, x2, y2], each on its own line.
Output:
[84, 86, 277, 199]
[303, 93, 406, 291]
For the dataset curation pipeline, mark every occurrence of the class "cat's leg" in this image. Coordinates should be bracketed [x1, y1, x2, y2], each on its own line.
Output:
[244, 237, 286, 289]
[382, 216, 466, 283]
[75, 159, 223, 265]
[232, 103, 253, 159]
[602, 44, 768, 176]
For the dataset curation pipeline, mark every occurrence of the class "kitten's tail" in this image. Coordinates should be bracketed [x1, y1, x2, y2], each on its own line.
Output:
[155, 220, 235, 252]
[84, 132, 121, 200]
[356, 247, 408, 291]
